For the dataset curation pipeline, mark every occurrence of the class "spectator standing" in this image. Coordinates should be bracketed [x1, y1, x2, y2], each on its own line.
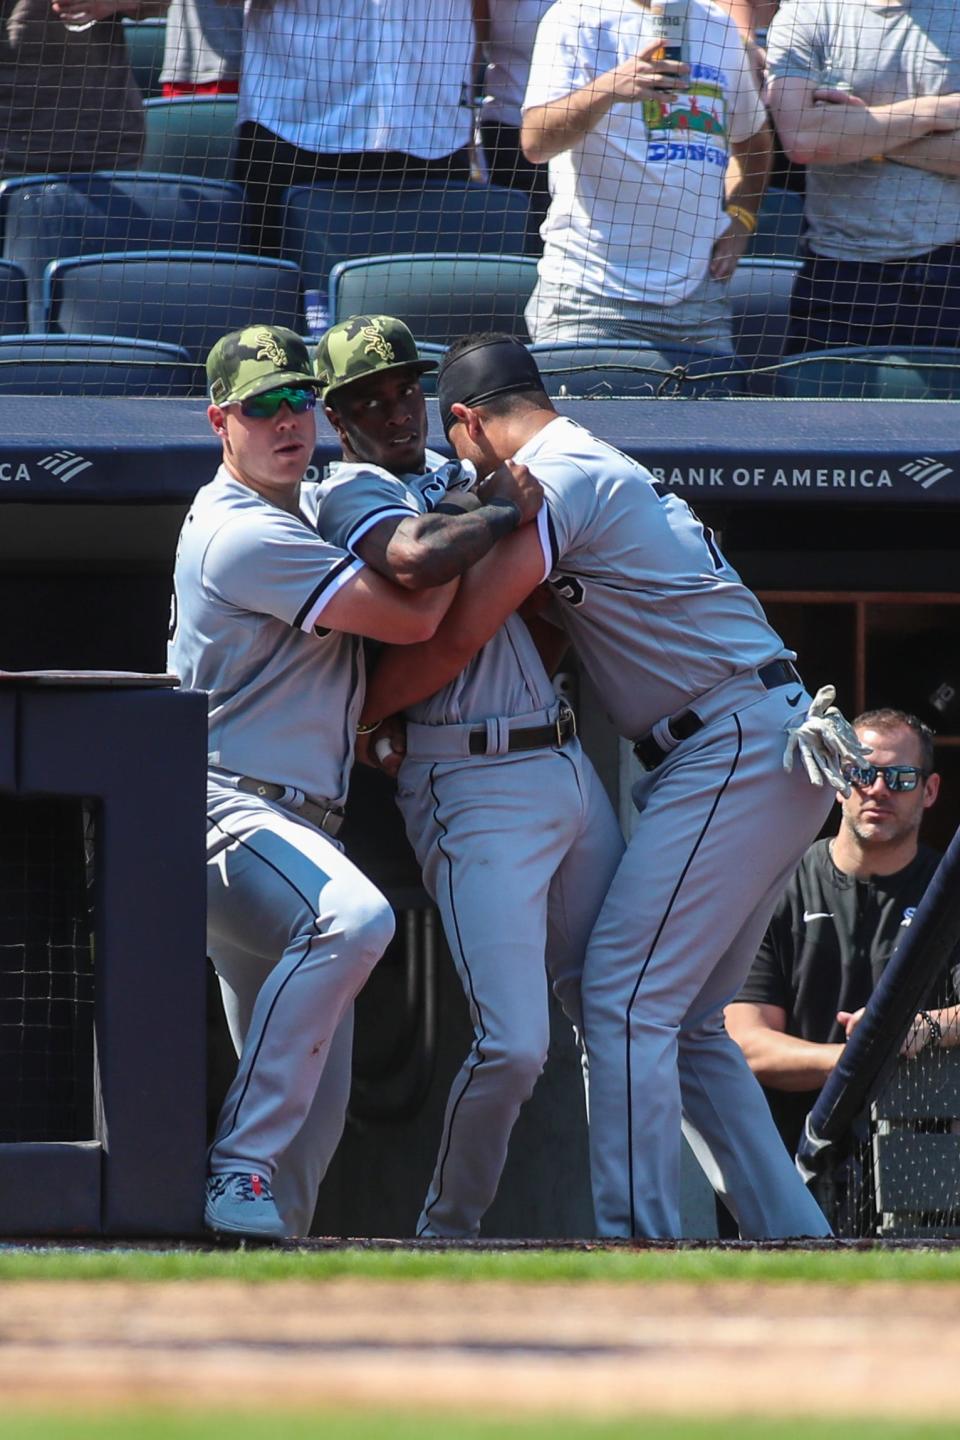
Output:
[0, 0, 165, 175]
[234, 0, 476, 254]
[519, 0, 772, 354]
[160, 0, 241, 96]
[727, 708, 960, 1166]
[765, 0, 960, 351]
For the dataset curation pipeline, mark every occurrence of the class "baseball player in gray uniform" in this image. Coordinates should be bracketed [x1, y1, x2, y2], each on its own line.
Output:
[361, 332, 869, 1240]
[314, 315, 625, 1237]
[167, 324, 459, 1241]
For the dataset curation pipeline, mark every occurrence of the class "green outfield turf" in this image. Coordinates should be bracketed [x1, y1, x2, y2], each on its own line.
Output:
[3, 1414, 959, 1440]
[1, 1243, 959, 1283]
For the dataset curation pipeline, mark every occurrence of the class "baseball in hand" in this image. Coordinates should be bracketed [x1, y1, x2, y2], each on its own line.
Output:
[374, 736, 394, 765]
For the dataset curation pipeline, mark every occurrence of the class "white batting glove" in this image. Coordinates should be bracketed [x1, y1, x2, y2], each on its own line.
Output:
[782, 684, 871, 795]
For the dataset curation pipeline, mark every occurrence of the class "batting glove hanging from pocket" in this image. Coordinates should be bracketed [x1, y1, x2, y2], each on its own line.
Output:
[782, 684, 872, 795]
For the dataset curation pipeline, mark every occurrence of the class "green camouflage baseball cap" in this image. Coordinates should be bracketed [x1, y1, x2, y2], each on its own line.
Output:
[206, 325, 322, 407]
[314, 314, 438, 402]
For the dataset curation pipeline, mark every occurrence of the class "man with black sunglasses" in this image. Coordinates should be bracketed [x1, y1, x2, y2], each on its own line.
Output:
[168, 325, 460, 1241]
[727, 707, 960, 1183]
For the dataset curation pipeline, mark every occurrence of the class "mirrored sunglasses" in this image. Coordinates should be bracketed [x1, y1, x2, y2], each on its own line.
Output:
[841, 763, 927, 793]
[239, 386, 317, 419]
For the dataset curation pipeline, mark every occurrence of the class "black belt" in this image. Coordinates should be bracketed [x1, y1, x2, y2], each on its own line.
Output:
[467, 704, 577, 756]
[235, 776, 345, 837]
[632, 660, 802, 772]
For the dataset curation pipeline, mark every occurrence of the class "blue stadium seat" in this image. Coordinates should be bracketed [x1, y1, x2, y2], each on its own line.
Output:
[773, 345, 960, 400]
[283, 181, 531, 295]
[329, 253, 538, 344]
[527, 340, 743, 399]
[0, 334, 201, 396]
[0, 171, 248, 329]
[748, 187, 806, 260]
[727, 257, 803, 393]
[43, 250, 302, 361]
[122, 17, 167, 99]
[0, 259, 28, 335]
[141, 97, 239, 182]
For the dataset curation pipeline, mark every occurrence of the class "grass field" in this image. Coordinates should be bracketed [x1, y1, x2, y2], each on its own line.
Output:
[4, 1244, 960, 1437]
[2, 1241, 960, 1284]
[4, 1416, 960, 1440]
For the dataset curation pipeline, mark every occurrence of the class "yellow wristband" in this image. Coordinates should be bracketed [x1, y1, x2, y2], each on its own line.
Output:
[727, 204, 758, 235]
[356, 719, 381, 735]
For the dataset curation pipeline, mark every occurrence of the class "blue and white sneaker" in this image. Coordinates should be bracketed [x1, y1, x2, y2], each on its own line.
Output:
[204, 1172, 287, 1240]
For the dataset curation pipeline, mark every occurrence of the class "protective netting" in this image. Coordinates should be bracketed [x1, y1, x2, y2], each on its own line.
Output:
[819, 1041, 960, 1239]
[0, 796, 96, 1143]
[0, 0, 957, 399]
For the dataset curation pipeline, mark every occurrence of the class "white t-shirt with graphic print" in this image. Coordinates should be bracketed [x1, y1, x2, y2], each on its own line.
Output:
[523, 0, 766, 305]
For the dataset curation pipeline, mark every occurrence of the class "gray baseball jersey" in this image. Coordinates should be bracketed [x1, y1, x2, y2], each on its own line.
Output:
[513, 415, 832, 1240]
[519, 415, 793, 740]
[168, 463, 395, 1238]
[169, 463, 365, 805]
[319, 454, 557, 724]
[317, 453, 625, 1237]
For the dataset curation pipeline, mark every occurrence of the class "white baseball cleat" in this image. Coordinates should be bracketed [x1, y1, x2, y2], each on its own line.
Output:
[204, 1172, 287, 1240]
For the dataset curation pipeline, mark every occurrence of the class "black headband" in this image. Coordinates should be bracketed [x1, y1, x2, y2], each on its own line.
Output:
[437, 337, 543, 435]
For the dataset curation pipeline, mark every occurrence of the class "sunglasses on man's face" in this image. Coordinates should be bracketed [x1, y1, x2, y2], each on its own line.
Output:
[841, 763, 928, 793]
[239, 386, 317, 419]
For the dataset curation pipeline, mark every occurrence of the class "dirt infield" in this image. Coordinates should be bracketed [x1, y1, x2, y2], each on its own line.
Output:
[2, 1278, 959, 1419]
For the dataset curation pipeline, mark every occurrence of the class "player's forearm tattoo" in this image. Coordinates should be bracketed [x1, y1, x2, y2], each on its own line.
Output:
[396, 503, 520, 588]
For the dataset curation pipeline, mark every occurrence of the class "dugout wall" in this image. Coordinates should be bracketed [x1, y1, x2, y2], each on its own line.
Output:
[0, 675, 208, 1237]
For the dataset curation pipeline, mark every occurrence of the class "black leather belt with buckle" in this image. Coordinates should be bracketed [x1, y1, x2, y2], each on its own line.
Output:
[632, 659, 802, 772]
[236, 776, 345, 837]
[467, 705, 577, 756]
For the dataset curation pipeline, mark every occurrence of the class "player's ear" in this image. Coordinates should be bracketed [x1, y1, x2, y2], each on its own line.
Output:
[208, 403, 227, 437]
[324, 402, 347, 443]
[450, 402, 477, 436]
[923, 771, 940, 809]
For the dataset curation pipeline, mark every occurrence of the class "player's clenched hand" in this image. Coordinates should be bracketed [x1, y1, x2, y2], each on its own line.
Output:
[600, 40, 689, 105]
[482, 461, 543, 525]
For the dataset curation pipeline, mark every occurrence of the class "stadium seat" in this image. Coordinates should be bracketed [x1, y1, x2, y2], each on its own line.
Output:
[527, 340, 743, 399]
[773, 346, 960, 400]
[328, 253, 538, 344]
[141, 97, 239, 182]
[43, 250, 302, 361]
[0, 334, 201, 396]
[0, 258, 28, 335]
[122, 17, 167, 99]
[747, 187, 806, 260]
[727, 257, 803, 393]
[0, 171, 247, 329]
[282, 181, 531, 294]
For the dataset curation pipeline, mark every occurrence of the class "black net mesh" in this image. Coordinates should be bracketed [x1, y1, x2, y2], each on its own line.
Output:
[0, 1, 955, 398]
[0, 795, 96, 1143]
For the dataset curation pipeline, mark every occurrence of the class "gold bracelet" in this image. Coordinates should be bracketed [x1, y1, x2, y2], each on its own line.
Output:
[356, 719, 381, 735]
[726, 204, 758, 235]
